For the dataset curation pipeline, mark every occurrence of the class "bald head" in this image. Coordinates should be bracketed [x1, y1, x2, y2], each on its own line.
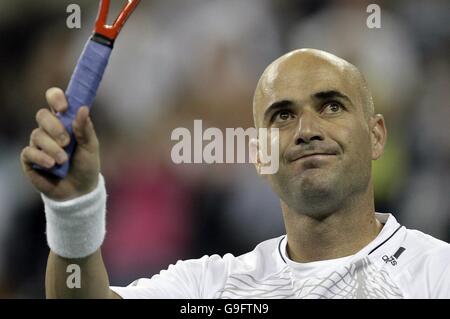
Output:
[250, 49, 387, 221]
[253, 49, 374, 127]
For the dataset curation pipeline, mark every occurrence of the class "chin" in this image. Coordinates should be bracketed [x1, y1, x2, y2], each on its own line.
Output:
[298, 180, 333, 200]
[271, 167, 339, 209]
[292, 170, 339, 203]
[296, 168, 332, 190]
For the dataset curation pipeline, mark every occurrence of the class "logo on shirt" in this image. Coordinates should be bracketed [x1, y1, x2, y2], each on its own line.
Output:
[382, 247, 406, 266]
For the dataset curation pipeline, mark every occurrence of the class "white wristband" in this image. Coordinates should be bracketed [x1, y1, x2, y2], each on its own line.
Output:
[42, 174, 107, 259]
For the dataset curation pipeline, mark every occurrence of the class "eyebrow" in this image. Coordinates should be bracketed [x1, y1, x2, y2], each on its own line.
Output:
[263, 90, 354, 122]
[313, 90, 353, 105]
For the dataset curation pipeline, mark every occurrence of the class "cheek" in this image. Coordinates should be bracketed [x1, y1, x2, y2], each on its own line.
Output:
[275, 130, 291, 163]
[265, 131, 290, 184]
[335, 123, 372, 163]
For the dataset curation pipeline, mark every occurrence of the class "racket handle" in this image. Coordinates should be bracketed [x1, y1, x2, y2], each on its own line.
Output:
[33, 39, 112, 178]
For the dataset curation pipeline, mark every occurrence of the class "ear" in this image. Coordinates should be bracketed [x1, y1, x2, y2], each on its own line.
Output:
[369, 114, 387, 160]
[249, 137, 262, 175]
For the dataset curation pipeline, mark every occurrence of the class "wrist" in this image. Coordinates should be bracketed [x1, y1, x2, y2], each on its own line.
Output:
[69, 176, 100, 201]
[42, 173, 107, 259]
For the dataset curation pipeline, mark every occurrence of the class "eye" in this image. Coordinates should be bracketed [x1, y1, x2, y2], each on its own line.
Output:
[273, 110, 294, 123]
[322, 101, 344, 114]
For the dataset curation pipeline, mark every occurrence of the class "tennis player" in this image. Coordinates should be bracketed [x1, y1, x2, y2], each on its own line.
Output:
[21, 49, 449, 298]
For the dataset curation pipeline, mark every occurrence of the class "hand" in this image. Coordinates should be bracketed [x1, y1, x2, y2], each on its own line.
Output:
[21, 87, 101, 201]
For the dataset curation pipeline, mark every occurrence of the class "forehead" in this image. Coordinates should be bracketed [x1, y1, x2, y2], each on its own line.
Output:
[254, 55, 360, 119]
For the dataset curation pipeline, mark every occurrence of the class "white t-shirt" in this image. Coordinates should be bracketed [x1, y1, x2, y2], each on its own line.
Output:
[110, 213, 450, 299]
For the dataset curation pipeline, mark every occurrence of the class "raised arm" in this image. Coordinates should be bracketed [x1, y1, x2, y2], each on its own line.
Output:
[20, 87, 118, 299]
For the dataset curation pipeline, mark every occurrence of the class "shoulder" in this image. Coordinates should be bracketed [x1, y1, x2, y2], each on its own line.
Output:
[400, 226, 448, 264]
[395, 228, 450, 298]
[402, 227, 449, 261]
[154, 236, 286, 298]
[109, 236, 284, 299]
[190, 235, 286, 274]
[404, 228, 449, 250]
[184, 235, 286, 278]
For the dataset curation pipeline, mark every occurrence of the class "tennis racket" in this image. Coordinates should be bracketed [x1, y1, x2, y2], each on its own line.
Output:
[33, 0, 140, 178]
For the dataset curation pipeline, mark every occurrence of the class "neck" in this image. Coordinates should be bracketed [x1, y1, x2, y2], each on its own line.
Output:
[281, 187, 383, 263]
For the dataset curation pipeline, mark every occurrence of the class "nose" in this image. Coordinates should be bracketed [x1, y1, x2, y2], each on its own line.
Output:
[294, 110, 324, 145]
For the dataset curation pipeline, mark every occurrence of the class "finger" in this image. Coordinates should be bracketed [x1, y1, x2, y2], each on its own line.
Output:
[30, 128, 68, 165]
[21, 146, 56, 169]
[35, 108, 70, 147]
[72, 107, 98, 151]
[45, 87, 68, 113]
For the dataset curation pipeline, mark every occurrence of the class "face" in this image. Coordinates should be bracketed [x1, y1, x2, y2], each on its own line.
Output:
[253, 50, 385, 218]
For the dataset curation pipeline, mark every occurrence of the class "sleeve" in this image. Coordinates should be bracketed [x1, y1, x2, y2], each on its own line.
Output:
[427, 246, 450, 299]
[110, 254, 232, 299]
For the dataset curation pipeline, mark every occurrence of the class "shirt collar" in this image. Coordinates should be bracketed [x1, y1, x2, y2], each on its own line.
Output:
[277, 213, 404, 276]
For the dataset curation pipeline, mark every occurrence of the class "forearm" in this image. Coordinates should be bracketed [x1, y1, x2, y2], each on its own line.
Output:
[46, 249, 118, 299]
[42, 174, 119, 298]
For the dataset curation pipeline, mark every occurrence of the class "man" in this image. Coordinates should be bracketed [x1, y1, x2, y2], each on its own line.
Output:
[21, 49, 449, 298]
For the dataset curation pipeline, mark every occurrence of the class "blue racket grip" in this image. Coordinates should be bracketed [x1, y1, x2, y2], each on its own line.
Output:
[33, 39, 112, 178]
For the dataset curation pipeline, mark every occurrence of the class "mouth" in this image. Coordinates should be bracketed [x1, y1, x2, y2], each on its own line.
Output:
[297, 153, 335, 160]
[290, 152, 337, 163]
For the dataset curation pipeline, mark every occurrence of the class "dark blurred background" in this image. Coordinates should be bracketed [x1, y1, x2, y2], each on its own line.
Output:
[0, 0, 449, 298]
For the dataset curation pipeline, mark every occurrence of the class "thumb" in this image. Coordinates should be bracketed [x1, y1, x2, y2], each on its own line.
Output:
[72, 106, 98, 152]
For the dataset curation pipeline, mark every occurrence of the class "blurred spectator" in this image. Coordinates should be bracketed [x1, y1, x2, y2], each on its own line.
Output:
[399, 50, 450, 240]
